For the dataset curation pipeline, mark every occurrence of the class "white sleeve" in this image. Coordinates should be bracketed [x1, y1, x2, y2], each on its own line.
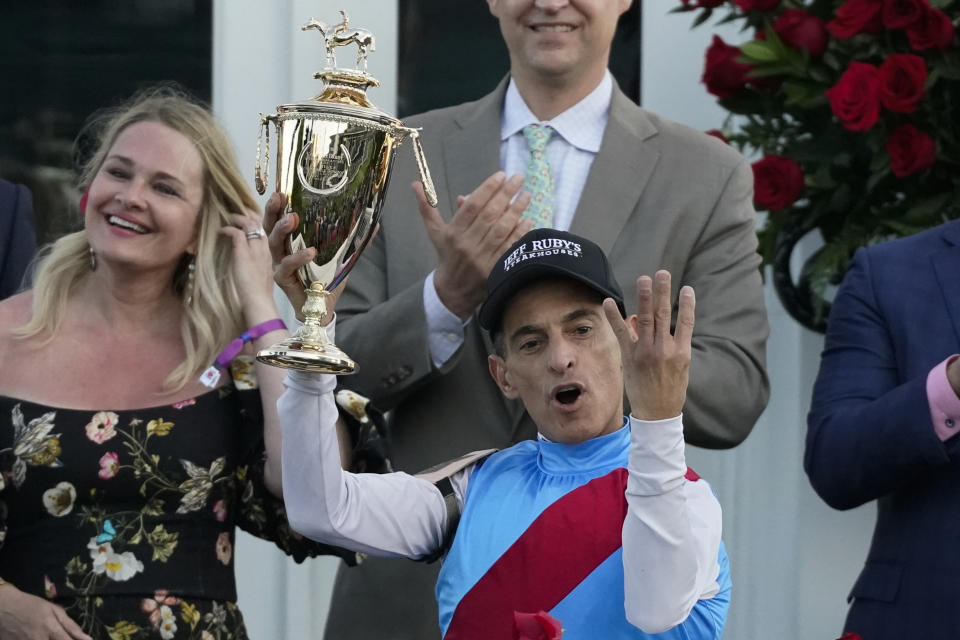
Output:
[278, 367, 455, 559]
[622, 414, 723, 634]
[423, 270, 470, 369]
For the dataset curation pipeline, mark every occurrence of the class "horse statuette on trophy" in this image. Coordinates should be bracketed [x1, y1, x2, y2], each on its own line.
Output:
[255, 10, 436, 373]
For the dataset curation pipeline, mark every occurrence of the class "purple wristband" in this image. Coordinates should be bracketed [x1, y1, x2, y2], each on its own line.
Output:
[214, 318, 286, 369]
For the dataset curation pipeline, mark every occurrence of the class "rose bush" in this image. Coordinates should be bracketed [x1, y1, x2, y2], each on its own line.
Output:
[753, 155, 806, 210]
[774, 9, 829, 57]
[675, 0, 960, 330]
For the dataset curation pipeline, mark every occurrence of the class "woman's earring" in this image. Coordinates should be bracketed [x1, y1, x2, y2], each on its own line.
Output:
[88, 246, 97, 271]
[184, 258, 196, 306]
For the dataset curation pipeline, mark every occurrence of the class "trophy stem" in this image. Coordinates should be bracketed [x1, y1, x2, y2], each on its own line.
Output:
[256, 282, 357, 374]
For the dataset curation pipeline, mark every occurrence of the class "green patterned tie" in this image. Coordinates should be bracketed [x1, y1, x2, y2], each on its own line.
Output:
[521, 124, 555, 229]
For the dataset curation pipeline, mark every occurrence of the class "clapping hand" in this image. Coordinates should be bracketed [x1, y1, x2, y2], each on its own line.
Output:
[416, 171, 533, 320]
[603, 271, 694, 422]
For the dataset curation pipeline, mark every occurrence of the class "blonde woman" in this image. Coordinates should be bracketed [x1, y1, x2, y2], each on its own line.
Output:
[0, 88, 352, 640]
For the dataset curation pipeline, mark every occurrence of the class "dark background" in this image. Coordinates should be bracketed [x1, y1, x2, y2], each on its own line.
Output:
[0, 1, 641, 246]
[0, 0, 212, 244]
[397, 2, 641, 117]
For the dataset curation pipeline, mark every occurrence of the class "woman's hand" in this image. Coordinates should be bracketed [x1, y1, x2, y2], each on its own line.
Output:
[0, 586, 91, 640]
[264, 193, 315, 318]
[220, 206, 281, 327]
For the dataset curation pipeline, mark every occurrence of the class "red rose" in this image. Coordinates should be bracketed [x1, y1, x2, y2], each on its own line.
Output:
[774, 9, 829, 58]
[827, 0, 883, 39]
[706, 129, 729, 144]
[734, 0, 780, 9]
[882, 0, 929, 29]
[907, 7, 955, 50]
[702, 35, 751, 99]
[877, 53, 927, 113]
[752, 155, 804, 211]
[513, 611, 563, 640]
[836, 634, 863, 640]
[886, 124, 936, 177]
[825, 62, 882, 131]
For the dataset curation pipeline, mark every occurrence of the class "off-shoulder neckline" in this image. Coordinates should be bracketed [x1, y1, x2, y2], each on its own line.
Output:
[0, 386, 232, 414]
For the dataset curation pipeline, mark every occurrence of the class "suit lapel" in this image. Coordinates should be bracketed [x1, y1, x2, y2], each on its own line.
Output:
[442, 78, 529, 429]
[441, 78, 507, 220]
[568, 85, 660, 255]
[930, 221, 960, 345]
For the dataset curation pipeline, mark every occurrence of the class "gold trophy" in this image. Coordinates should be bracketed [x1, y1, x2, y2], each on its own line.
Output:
[255, 10, 436, 373]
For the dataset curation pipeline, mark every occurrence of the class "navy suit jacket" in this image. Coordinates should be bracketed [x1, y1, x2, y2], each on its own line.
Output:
[806, 219, 960, 639]
[0, 179, 36, 298]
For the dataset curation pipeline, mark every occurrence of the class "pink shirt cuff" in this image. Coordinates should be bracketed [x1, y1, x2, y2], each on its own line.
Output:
[927, 355, 960, 441]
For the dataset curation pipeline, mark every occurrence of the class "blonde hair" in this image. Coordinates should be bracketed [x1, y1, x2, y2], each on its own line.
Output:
[17, 86, 257, 389]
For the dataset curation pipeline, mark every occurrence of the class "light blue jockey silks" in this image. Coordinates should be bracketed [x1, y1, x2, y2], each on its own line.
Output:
[435, 422, 731, 639]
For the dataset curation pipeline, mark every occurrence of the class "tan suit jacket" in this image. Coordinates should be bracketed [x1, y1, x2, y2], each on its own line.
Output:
[338, 78, 769, 471]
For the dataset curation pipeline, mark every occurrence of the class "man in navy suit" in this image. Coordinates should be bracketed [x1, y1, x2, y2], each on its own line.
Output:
[0, 179, 36, 299]
[806, 219, 960, 638]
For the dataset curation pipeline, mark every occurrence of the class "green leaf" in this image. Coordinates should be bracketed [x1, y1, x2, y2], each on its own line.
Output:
[805, 165, 838, 190]
[821, 51, 843, 72]
[747, 64, 796, 78]
[881, 219, 931, 235]
[740, 40, 780, 63]
[807, 65, 835, 84]
[799, 93, 829, 109]
[865, 168, 890, 193]
[146, 524, 179, 563]
[784, 83, 816, 106]
[905, 192, 952, 221]
[692, 8, 714, 28]
[717, 93, 765, 116]
[869, 151, 889, 173]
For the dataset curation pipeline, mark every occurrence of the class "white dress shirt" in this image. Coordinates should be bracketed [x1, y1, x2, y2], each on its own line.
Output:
[423, 72, 614, 368]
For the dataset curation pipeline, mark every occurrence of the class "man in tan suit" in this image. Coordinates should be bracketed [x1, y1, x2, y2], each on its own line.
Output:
[270, 0, 768, 636]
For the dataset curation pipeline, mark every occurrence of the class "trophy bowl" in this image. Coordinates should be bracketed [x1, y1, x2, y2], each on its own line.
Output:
[255, 11, 436, 373]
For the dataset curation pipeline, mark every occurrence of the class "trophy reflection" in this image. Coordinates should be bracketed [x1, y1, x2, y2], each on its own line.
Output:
[255, 10, 436, 373]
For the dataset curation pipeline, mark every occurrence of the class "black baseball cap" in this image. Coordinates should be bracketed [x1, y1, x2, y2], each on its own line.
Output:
[478, 229, 626, 332]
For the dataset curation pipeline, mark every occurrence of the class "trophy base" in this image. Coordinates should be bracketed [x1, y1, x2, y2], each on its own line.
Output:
[256, 337, 356, 374]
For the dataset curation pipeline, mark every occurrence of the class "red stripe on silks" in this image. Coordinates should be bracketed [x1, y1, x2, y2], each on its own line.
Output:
[685, 467, 700, 482]
[444, 468, 629, 640]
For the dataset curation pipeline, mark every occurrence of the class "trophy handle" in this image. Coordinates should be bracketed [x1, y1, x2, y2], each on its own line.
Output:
[402, 128, 438, 207]
[255, 114, 275, 195]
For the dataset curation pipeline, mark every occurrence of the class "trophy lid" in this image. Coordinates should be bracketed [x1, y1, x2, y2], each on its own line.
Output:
[255, 10, 438, 208]
[276, 12, 401, 128]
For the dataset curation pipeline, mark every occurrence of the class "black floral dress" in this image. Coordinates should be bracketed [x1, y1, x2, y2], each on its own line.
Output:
[0, 358, 356, 640]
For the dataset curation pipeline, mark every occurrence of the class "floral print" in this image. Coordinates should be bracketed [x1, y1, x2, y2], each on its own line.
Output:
[43, 481, 76, 517]
[176, 458, 226, 514]
[215, 533, 232, 566]
[88, 538, 144, 582]
[99, 452, 120, 480]
[85, 411, 119, 444]
[212, 499, 226, 522]
[0, 378, 356, 640]
[3, 404, 62, 490]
